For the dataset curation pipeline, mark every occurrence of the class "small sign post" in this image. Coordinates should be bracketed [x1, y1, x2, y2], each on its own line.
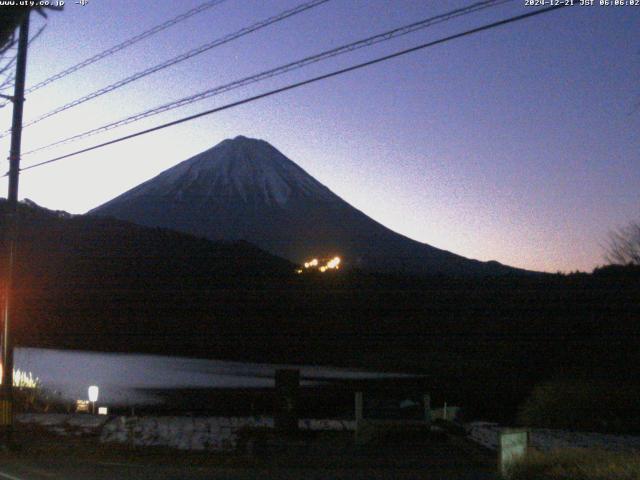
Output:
[423, 394, 431, 425]
[499, 429, 529, 477]
[274, 369, 299, 433]
[354, 392, 364, 445]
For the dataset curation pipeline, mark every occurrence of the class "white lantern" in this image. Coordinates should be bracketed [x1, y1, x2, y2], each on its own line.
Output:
[88, 385, 99, 403]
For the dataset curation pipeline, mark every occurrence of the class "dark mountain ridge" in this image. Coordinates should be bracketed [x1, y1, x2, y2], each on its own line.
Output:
[91, 136, 533, 277]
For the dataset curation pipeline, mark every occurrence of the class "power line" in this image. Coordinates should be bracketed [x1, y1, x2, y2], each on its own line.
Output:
[0, 0, 330, 138]
[23, 0, 510, 155]
[0, 54, 17, 77]
[0, 71, 15, 92]
[0, 25, 46, 95]
[26, 0, 228, 95]
[0, 80, 14, 93]
[0, 35, 15, 57]
[27, 24, 47, 47]
[0, 0, 228, 111]
[18, 4, 570, 175]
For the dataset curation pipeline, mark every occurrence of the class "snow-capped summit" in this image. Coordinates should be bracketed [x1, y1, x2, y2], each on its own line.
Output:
[91, 136, 527, 277]
[116, 135, 337, 208]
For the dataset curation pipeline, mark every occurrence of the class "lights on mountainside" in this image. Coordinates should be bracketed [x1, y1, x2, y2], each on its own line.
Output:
[304, 259, 319, 268]
[326, 257, 340, 269]
[298, 256, 341, 274]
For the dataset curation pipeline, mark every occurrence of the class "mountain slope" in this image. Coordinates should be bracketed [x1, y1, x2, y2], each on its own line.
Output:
[91, 135, 528, 277]
[1, 199, 297, 357]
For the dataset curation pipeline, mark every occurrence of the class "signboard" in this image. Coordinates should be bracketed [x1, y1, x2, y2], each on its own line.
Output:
[499, 429, 528, 477]
[75, 399, 90, 413]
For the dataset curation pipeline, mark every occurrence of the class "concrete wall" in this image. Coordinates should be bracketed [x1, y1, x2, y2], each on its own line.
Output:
[17, 414, 355, 451]
[101, 416, 356, 451]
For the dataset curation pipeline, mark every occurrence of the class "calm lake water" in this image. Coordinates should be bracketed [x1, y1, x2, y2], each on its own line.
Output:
[15, 347, 413, 406]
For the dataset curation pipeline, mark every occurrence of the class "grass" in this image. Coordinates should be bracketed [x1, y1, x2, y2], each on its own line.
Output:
[508, 448, 640, 480]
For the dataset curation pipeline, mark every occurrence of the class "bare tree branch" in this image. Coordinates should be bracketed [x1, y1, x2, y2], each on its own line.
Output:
[605, 221, 640, 265]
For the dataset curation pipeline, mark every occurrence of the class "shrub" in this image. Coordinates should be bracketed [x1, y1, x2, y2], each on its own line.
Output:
[10, 369, 72, 413]
[508, 448, 640, 480]
[517, 379, 640, 433]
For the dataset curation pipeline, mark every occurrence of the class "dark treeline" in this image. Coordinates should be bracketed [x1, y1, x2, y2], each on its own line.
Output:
[2, 201, 639, 422]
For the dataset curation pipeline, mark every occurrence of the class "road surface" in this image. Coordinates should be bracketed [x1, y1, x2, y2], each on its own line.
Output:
[1, 425, 498, 479]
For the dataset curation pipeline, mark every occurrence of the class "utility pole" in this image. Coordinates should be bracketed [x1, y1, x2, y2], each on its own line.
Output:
[1, 10, 30, 448]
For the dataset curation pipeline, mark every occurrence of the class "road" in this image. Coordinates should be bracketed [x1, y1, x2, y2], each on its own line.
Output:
[0, 425, 498, 479]
[1, 461, 498, 480]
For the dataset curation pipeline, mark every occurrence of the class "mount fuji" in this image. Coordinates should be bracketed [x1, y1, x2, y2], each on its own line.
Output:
[91, 136, 526, 277]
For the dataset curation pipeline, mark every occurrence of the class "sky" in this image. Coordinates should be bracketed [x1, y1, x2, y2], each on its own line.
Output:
[0, 0, 638, 273]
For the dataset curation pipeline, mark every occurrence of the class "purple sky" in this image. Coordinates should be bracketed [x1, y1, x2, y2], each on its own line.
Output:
[0, 0, 638, 273]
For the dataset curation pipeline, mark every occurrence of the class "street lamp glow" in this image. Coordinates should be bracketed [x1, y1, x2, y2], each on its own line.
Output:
[88, 385, 99, 402]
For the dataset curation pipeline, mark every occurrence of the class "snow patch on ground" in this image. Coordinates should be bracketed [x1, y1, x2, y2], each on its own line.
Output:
[100, 416, 273, 451]
[466, 422, 640, 453]
[17, 413, 111, 436]
[16, 414, 355, 451]
[100, 416, 356, 451]
[24, 414, 640, 454]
